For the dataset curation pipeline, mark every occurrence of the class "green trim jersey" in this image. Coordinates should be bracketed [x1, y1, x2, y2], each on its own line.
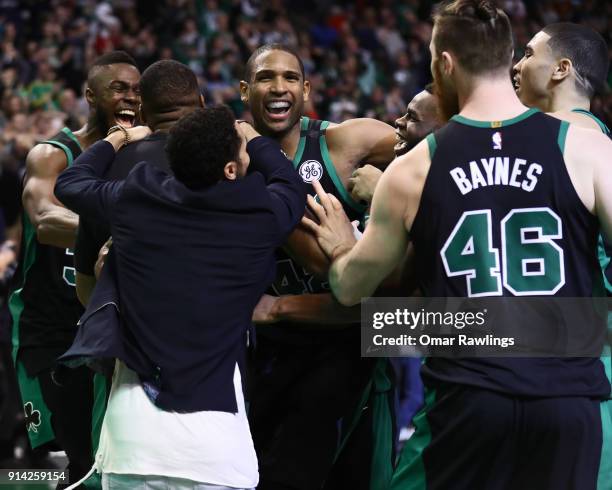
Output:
[571, 108, 611, 135]
[263, 116, 367, 343]
[9, 128, 84, 376]
[411, 110, 609, 397]
[572, 109, 612, 489]
[570, 109, 612, 295]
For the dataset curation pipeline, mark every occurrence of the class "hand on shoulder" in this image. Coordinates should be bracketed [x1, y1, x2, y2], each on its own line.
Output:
[105, 125, 152, 151]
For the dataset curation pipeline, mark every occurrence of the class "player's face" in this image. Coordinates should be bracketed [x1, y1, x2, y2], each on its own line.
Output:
[513, 31, 554, 110]
[430, 31, 459, 123]
[89, 63, 141, 133]
[394, 90, 438, 156]
[240, 50, 310, 136]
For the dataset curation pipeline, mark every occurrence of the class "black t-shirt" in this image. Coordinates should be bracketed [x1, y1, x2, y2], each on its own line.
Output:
[75, 132, 170, 276]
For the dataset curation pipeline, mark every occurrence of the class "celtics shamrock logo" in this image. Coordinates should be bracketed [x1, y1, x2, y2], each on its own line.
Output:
[24, 402, 41, 433]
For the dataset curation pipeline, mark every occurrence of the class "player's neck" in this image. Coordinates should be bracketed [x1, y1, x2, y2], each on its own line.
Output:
[547, 86, 590, 113]
[73, 121, 105, 150]
[149, 107, 198, 132]
[272, 120, 302, 161]
[458, 75, 528, 121]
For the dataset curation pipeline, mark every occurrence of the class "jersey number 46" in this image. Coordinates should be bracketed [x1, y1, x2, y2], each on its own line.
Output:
[441, 207, 564, 297]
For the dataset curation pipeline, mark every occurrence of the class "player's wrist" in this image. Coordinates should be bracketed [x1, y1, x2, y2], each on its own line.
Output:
[329, 243, 353, 262]
[105, 125, 130, 151]
[268, 296, 283, 322]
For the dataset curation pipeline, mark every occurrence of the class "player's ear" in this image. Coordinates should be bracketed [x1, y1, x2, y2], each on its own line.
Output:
[303, 79, 311, 102]
[85, 85, 95, 106]
[239, 81, 249, 104]
[224, 161, 238, 180]
[441, 51, 454, 75]
[552, 58, 572, 82]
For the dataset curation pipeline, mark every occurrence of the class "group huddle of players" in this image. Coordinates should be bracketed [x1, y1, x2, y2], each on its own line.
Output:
[6, 0, 612, 489]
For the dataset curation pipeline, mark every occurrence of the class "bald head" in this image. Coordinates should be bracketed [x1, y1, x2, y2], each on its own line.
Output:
[139, 60, 203, 130]
[394, 87, 439, 156]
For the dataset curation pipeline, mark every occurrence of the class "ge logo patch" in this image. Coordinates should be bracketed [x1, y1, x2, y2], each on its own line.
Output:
[298, 160, 323, 183]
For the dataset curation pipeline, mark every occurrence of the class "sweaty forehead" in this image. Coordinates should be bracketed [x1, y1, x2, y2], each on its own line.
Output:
[410, 91, 436, 116]
[253, 50, 301, 76]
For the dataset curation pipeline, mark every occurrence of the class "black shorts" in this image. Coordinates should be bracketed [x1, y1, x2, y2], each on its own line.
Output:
[390, 381, 602, 490]
[248, 335, 381, 490]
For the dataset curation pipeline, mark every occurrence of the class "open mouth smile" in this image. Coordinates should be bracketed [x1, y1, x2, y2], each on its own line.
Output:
[114, 109, 137, 127]
[264, 100, 292, 121]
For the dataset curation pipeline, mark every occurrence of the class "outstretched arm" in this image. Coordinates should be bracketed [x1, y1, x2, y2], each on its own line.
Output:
[240, 123, 306, 239]
[326, 118, 396, 169]
[55, 127, 151, 222]
[253, 293, 360, 325]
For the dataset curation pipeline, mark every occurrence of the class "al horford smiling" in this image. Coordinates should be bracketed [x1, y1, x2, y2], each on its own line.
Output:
[449, 156, 543, 195]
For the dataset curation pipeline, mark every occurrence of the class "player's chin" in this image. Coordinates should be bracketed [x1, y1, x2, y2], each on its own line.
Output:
[263, 117, 294, 134]
[394, 140, 409, 157]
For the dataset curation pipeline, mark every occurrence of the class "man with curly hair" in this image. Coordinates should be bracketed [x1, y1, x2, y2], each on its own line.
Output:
[55, 105, 305, 489]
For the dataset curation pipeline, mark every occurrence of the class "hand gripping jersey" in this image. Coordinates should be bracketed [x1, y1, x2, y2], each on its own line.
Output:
[410, 109, 609, 398]
[9, 128, 84, 376]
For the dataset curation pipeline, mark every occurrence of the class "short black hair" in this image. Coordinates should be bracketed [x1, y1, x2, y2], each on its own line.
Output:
[87, 50, 138, 89]
[244, 43, 305, 81]
[90, 50, 137, 70]
[166, 106, 241, 190]
[542, 22, 609, 97]
[140, 60, 201, 113]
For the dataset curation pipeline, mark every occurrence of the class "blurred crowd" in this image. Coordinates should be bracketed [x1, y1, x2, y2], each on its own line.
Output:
[0, 0, 609, 167]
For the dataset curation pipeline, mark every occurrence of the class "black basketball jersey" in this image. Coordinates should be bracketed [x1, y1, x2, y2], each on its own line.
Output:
[261, 117, 367, 344]
[9, 128, 84, 376]
[410, 109, 609, 397]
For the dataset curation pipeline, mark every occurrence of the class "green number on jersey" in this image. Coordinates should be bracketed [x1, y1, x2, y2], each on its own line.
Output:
[441, 208, 565, 296]
[501, 208, 564, 295]
[63, 248, 76, 287]
[441, 210, 502, 296]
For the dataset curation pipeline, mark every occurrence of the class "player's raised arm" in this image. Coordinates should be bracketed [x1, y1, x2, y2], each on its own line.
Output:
[326, 118, 397, 169]
[23, 144, 79, 249]
[282, 224, 330, 279]
[253, 292, 360, 325]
